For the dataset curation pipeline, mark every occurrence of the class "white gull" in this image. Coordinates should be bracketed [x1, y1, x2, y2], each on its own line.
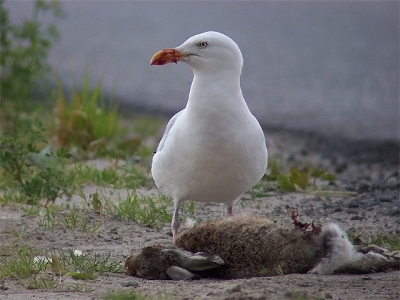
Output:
[150, 31, 268, 239]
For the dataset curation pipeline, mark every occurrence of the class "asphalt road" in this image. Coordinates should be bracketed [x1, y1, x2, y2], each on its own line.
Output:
[5, 1, 399, 141]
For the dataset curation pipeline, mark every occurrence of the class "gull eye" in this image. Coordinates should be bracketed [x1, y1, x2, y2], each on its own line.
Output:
[197, 41, 208, 49]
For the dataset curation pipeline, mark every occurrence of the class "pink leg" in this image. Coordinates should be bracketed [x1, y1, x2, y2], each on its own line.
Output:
[227, 204, 233, 216]
[172, 200, 182, 241]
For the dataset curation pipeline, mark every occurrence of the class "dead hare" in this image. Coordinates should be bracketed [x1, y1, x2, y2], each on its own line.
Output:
[126, 212, 399, 280]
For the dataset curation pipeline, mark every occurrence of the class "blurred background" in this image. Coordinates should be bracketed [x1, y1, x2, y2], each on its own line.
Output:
[5, 1, 399, 141]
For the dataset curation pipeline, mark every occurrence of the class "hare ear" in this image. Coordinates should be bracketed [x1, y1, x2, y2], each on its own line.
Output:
[167, 266, 200, 280]
[175, 249, 225, 271]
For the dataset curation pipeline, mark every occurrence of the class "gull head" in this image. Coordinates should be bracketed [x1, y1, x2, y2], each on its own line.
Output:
[150, 31, 243, 74]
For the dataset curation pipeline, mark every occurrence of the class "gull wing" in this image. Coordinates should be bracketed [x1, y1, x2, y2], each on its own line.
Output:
[156, 109, 184, 153]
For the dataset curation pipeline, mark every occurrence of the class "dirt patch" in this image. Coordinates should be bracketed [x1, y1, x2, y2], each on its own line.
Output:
[1, 129, 399, 300]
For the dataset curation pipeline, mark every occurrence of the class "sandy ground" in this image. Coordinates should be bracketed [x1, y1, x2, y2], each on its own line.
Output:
[0, 128, 399, 300]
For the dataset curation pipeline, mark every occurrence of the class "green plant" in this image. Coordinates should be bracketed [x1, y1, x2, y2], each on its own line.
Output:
[274, 265, 283, 275]
[0, 244, 123, 290]
[0, 0, 65, 133]
[249, 161, 356, 198]
[38, 206, 59, 228]
[54, 249, 124, 274]
[59, 209, 102, 234]
[347, 230, 400, 252]
[181, 200, 196, 219]
[21, 205, 41, 216]
[55, 71, 120, 150]
[104, 291, 160, 300]
[71, 162, 148, 190]
[0, 120, 73, 205]
[106, 192, 171, 227]
[0, 244, 56, 289]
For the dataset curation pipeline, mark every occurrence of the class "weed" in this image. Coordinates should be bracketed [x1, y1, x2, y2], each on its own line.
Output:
[107, 192, 171, 227]
[59, 209, 102, 234]
[368, 233, 400, 251]
[0, 190, 28, 205]
[118, 163, 149, 189]
[59, 209, 80, 231]
[38, 206, 58, 229]
[36, 205, 102, 234]
[0, 244, 56, 288]
[55, 70, 120, 150]
[274, 265, 283, 275]
[104, 291, 161, 300]
[348, 230, 400, 251]
[54, 249, 124, 274]
[0, 0, 65, 133]
[71, 162, 148, 190]
[249, 159, 355, 198]
[181, 200, 196, 219]
[21, 205, 41, 216]
[248, 180, 275, 199]
[24, 274, 56, 289]
[0, 120, 73, 205]
[0, 243, 123, 290]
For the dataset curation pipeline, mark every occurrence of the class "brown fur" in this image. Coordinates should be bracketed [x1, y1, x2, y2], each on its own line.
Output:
[174, 216, 328, 278]
[125, 245, 181, 279]
[125, 215, 399, 280]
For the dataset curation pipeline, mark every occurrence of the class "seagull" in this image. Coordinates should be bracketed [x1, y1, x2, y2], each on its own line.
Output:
[150, 31, 268, 239]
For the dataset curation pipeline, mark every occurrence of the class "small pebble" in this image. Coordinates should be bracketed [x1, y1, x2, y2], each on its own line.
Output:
[123, 280, 139, 287]
[347, 202, 360, 208]
[386, 209, 400, 217]
[226, 284, 241, 293]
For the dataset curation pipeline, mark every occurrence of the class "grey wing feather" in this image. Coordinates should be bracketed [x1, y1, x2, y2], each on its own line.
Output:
[156, 109, 184, 152]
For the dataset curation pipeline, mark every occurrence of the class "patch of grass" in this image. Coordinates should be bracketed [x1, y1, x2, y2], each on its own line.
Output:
[0, 191, 28, 205]
[0, 244, 56, 289]
[104, 291, 162, 300]
[21, 205, 41, 216]
[72, 164, 120, 186]
[0, 244, 123, 290]
[274, 265, 283, 275]
[55, 70, 120, 151]
[369, 233, 400, 251]
[106, 192, 171, 227]
[71, 162, 148, 190]
[0, 244, 43, 278]
[38, 206, 60, 229]
[55, 249, 124, 274]
[36, 205, 102, 234]
[259, 265, 284, 276]
[181, 200, 196, 219]
[248, 181, 275, 198]
[348, 230, 400, 251]
[59, 209, 102, 234]
[249, 156, 356, 198]
[118, 163, 149, 189]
